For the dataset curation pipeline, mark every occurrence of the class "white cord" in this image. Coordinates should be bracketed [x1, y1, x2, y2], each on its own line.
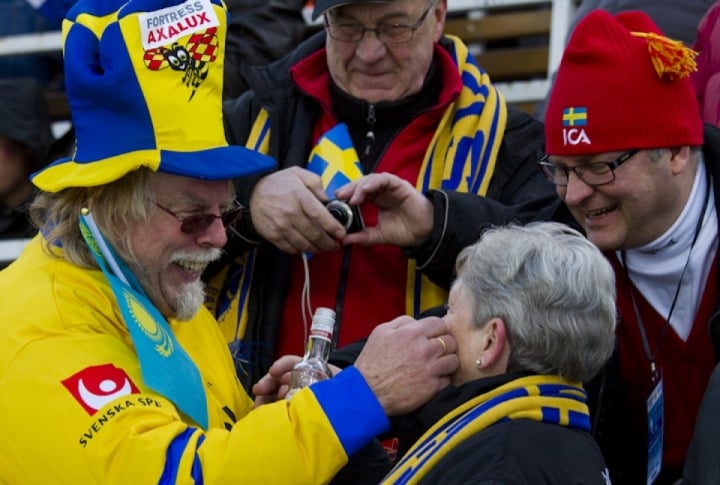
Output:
[82, 211, 130, 286]
[300, 253, 312, 344]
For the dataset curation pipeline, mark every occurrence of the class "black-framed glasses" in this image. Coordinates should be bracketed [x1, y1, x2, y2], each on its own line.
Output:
[538, 150, 640, 187]
[155, 203, 244, 234]
[324, 1, 435, 44]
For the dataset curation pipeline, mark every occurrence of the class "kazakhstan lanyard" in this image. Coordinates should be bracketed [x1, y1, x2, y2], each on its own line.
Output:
[79, 210, 209, 429]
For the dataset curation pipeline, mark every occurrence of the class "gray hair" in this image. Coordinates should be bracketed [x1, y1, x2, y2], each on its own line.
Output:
[454, 221, 616, 383]
[648, 146, 702, 164]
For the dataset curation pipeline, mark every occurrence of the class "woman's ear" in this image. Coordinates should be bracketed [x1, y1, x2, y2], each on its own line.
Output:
[475, 318, 508, 372]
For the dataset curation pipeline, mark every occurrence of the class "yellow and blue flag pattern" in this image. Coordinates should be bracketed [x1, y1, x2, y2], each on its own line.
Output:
[562, 107, 588, 126]
[307, 123, 363, 198]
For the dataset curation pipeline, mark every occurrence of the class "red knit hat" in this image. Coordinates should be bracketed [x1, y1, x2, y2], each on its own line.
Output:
[545, 9, 704, 156]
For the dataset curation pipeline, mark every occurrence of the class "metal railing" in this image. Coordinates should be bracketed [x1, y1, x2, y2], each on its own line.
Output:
[0, 238, 31, 268]
[0, 30, 62, 57]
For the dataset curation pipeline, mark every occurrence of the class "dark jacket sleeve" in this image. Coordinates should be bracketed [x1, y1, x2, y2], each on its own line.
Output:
[484, 105, 551, 204]
[221, 33, 326, 244]
[220, 91, 281, 249]
[405, 106, 575, 289]
[223, 91, 268, 208]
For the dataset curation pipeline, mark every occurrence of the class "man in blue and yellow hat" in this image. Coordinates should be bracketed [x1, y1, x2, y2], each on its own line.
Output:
[0, 0, 459, 482]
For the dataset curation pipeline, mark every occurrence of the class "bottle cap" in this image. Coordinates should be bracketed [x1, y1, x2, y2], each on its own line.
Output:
[311, 307, 335, 338]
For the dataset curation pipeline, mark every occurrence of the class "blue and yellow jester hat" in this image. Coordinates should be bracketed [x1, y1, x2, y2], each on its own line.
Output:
[32, 0, 275, 192]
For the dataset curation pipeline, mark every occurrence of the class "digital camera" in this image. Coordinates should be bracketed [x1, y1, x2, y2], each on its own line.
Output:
[325, 199, 364, 233]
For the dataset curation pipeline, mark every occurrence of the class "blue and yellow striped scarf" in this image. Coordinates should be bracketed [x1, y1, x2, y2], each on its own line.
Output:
[207, 35, 507, 354]
[406, 34, 507, 315]
[382, 375, 590, 485]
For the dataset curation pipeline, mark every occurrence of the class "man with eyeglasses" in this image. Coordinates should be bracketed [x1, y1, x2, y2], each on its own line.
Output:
[0, 0, 463, 482]
[541, 11, 720, 485]
[210, 0, 555, 397]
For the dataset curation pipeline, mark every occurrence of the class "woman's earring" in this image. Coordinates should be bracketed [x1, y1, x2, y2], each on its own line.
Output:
[475, 357, 483, 368]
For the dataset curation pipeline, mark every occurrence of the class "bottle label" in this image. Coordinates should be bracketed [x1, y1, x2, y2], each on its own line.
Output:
[310, 328, 333, 341]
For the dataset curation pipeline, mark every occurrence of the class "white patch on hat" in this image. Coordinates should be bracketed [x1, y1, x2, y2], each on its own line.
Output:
[140, 0, 220, 51]
[562, 128, 592, 146]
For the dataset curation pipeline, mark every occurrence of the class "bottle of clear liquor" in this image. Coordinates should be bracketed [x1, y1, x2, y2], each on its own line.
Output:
[285, 307, 335, 400]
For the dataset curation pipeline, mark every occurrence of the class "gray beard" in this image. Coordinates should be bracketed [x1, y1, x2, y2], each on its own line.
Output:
[173, 279, 206, 321]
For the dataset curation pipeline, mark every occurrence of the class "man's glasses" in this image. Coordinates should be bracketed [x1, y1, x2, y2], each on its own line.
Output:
[538, 150, 640, 187]
[324, 1, 435, 44]
[156, 203, 244, 234]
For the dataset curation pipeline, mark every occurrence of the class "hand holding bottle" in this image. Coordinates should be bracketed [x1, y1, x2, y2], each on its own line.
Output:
[252, 355, 301, 407]
[253, 307, 340, 406]
[285, 307, 336, 400]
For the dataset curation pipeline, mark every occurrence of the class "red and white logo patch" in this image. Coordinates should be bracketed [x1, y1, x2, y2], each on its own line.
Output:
[62, 364, 140, 415]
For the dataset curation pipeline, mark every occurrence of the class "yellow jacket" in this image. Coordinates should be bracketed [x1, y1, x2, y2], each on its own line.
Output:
[0, 236, 388, 484]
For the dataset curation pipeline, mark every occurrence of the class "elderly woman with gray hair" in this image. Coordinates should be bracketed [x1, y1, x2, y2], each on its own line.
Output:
[380, 222, 617, 484]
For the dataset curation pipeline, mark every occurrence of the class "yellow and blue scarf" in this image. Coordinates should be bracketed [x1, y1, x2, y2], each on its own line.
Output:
[381, 375, 590, 485]
[406, 34, 507, 315]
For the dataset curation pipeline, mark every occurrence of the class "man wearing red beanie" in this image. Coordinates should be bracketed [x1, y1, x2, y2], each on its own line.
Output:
[542, 9, 719, 485]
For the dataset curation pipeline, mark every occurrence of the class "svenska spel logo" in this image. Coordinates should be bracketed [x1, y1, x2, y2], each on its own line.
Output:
[61, 363, 140, 415]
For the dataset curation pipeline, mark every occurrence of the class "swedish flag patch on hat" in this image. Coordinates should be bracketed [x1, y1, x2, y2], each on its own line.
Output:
[32, 0, 275, 192]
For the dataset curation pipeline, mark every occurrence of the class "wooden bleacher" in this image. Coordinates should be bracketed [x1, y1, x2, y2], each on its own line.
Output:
[446, 6, 552, 82]
[444, 0, 577, 113]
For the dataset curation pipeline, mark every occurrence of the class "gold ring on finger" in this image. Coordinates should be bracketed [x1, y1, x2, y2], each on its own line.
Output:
[435, 336, 447, 355]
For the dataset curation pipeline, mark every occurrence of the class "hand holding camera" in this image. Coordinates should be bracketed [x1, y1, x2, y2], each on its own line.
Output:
[334, 173, 434, 247]
[325, 199, 364, 233]
[249, 167, 345, 254]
